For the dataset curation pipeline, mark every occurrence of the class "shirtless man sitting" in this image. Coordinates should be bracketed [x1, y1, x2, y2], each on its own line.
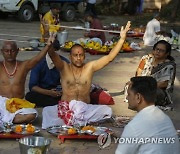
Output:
[0, 35, 55, 124]
[42, 21, 131, 129]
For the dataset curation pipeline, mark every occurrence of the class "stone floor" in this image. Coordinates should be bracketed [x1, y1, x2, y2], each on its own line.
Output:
[0, 15, 180, 154]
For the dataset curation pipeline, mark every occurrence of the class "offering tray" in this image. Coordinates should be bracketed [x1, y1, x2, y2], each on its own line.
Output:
[47, 125, 72, 136]
[47, 125, 113, 143]
[0, 132, 30, 139]
[12, 124, 40, 135]
[0, 124, 40, 139]
[127, 31, 144, 38]
[58, 134, 97, 143]
[86, 48, 110, 55]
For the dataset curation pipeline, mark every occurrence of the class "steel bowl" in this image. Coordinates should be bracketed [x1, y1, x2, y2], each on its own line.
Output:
[19, 136, 52, 154]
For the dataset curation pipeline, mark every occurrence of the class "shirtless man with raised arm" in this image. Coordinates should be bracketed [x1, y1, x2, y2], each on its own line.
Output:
[42, 21, 131, 129]
[0, 35, 55, 124]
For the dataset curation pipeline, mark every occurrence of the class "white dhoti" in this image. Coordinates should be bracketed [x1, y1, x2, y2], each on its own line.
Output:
[69, 100, 112, 126]
[42, 105, 65, 129]
[0, 96, 37, 124]
[42, 100, 112, 129]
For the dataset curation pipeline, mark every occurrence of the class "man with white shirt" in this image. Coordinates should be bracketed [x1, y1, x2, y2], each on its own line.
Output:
[115, 76, 180, 154]
[143, 14, 165, 46]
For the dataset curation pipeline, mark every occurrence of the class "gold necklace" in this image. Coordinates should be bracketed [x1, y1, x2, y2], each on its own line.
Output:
[3, 60, 18, 78]
[71, 64, 83, 84]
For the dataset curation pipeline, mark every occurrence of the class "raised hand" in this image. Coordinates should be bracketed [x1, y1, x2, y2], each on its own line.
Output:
[47, 33, 56, 46]
[120, 21, 131, 39]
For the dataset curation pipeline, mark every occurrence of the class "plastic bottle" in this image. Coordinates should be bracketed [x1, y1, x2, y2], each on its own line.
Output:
[84, 22, 90, 32]
[173, 37, 178, 45]
[178, 34, 180, 50]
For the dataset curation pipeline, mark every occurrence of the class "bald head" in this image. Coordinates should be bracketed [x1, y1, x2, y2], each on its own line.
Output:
[1, 40, 19, 61]
[70, 44, 85, 54]
[2, 40, 18, 50]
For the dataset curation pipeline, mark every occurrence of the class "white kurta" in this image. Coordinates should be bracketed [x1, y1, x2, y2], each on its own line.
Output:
[115, 105, 180, 154]
[143, 18, 160, 46]
[42, 100, 112, 129]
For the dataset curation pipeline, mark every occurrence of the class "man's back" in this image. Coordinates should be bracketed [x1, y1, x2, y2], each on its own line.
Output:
[143, 18, 160, 46]
[116, 105, 180, 154]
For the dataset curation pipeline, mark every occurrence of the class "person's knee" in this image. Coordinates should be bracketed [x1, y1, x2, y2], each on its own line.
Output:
[26, 113, 36, 122]
[108, 107, 112, 116]
[104, 106, 112, 116]
[13, 113, 37, 124]
[22, 113, 37, 124]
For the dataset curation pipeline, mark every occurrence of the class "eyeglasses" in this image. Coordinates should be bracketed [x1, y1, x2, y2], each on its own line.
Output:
[154, 47, 166, 53]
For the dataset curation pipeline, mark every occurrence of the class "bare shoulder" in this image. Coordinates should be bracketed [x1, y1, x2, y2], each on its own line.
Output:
[85, 61, 94, 67]
[63, 63, 72, 71]
[17, 60, 29, 69]
[17, 60, 24, 65]
[83, 62, 95, 72]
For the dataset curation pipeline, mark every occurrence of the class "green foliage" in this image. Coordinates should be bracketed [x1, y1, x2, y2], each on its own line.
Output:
[96, 0, 180, 21]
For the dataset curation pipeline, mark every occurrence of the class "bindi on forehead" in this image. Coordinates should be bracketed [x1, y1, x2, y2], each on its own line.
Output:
[73, 48, 84, 54]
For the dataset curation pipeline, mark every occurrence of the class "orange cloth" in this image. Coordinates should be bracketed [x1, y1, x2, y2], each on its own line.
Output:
[138, 59, 146, 70]
[6, 98, 35, 113]
[135, 59, 146, 76]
